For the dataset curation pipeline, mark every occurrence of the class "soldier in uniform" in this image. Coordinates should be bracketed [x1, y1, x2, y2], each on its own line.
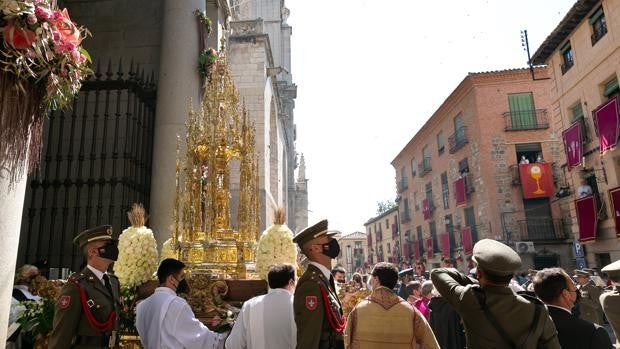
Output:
[574, 269, 605, 325]
[49, 225, 122, 349]
[293, 219, 345, 349]
[600, 260, 620, 348]
[431, 239, 560, 348]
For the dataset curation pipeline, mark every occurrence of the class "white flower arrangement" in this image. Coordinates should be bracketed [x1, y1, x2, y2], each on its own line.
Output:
[255, 209, 298, 280]
[9, 298, 26, 324]
[114, 204, 158, 288]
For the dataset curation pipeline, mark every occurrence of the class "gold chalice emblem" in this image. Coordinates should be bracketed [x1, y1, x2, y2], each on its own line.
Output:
[529, 165, 545, 194]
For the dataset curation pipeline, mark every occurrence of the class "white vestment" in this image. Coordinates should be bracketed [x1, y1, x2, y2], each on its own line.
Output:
[136, 287, 225, 349]
[225, 288, 296, 349]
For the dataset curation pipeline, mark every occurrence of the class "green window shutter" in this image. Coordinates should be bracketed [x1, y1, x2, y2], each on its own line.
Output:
[604, 78, 619, 97]
[508, 93, 536, 129]
[589, 7, 604, 24]
[571, 103, 583, 122]
[560, 43, 571, 54]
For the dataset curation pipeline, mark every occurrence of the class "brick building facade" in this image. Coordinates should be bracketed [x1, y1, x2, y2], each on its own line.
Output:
[392, 68, 576, 272]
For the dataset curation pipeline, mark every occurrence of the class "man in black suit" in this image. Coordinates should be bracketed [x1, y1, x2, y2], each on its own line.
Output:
[533, 267, 613, 349]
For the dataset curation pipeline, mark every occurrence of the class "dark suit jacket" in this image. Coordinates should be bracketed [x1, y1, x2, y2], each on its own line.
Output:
[547, 305, 613, 349]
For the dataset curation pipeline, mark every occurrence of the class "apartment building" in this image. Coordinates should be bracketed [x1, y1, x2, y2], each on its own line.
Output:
[531, 0, 620, 267]
[335, 231, 369, 278]
[392, 67, 577, 272]
[364, 206, 401, 266]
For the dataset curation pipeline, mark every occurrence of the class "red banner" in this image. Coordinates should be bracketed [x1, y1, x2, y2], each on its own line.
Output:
[455, 177, 466, 207]
[403, 241, 410, 261]
[461, 226, 473, 255]
[441, 233, 450, 258]
[562, 121, 583, 171]
[575, 195, 598, 243]
[423, 198, 431, 220]
[519, 163, 554, 199]
[593, 96, 620, 154]
[413, 240, 420, 261]
[609, 187, 620, 238]
[425, 237, 434, 258]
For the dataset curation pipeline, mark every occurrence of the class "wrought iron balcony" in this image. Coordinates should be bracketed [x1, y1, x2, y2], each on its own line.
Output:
[418, 157, 432, 177]
[397, 178, 408, 193]
[448, 126, 468, 154]
[503, 109, 549, 131]
[401, 209, 412, 223]
[516, 218, 568, 241]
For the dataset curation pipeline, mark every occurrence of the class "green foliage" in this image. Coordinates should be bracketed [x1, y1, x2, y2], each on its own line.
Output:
[18, 298, 55, 337]
[119, 286, 138, 334]
[376, 200, 397, 215]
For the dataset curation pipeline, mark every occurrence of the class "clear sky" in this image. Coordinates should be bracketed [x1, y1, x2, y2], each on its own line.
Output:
[287, 0, 575, 235]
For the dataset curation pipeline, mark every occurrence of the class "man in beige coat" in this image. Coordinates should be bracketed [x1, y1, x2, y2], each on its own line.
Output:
[344, 262, 439, 349]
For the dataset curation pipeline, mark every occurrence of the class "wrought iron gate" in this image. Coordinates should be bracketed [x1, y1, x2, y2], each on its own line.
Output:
[17, 59, 157, 272]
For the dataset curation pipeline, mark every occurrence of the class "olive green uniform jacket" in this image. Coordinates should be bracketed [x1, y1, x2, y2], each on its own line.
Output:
[578, 280, 605, 324]
[600, 287, 620, 348]
[294, 264, 344, 349]
[48, 267, 121, 349]
[431, 268, 560, 349]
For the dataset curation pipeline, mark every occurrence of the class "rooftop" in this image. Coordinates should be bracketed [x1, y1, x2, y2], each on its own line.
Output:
[531, 0, 600, 65]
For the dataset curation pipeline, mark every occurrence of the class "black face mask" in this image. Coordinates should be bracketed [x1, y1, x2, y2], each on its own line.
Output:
[98, 243, 119, 261]
[321, 239, 340, 259]
[176, 277, 190, 294]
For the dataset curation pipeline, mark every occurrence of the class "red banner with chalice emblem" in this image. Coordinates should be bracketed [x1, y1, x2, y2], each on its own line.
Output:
[519, 163, 554, 199]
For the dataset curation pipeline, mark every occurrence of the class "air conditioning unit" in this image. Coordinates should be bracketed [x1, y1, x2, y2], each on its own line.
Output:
[515, 241, 535, 254]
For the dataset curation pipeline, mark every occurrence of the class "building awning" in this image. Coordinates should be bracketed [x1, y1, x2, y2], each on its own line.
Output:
[593, 96, 620, 154]
[575, 195, 598, 243]
[562, 121, 583, 170]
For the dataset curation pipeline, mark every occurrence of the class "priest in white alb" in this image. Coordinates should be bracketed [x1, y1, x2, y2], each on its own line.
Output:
[136, 258, 226, 349]
[225, 263, 297, 349]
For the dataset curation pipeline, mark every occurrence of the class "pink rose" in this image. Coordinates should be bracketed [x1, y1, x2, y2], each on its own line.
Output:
[3, 21, 36, 49]
[34, 6, 53, 21]
[52, 8, 81, 46]
[70, 48, 81, 62]
[210, 315, 221, 327]
[27, 14, 37, 25]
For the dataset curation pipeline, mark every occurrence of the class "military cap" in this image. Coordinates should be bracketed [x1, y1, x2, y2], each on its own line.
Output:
[573, 269, 591, 278]
[601, 260, 620, 280]
[398, 268, 414, 277]
[293, 219, 336, 247]
[73, 225, 115, 248]
[472, 239, 521, 276]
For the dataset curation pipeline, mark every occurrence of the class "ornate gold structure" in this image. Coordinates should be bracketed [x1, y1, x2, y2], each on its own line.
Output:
[171, 53, 260, 280]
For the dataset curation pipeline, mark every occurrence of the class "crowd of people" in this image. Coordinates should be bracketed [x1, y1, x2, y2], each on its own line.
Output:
[7, 221, 620, 349]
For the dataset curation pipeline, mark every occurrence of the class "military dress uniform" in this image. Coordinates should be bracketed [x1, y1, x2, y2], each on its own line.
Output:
[574, 270, 605, 325]
[600, 260, 620, 348]
[431, 239, 560, 349]
[293, 220, 345, 349]
[48, 225, 122, 349]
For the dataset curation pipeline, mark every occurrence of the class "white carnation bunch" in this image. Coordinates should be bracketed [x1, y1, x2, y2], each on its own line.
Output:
[114, 204, 158, 288]
[255, 209, 298, 280]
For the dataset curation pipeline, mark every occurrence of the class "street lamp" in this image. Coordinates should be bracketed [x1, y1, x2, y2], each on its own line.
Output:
[346, 244, 352, 279]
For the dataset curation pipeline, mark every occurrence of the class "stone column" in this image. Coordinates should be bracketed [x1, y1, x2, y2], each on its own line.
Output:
[0, 166, 28, 344]
[150, 0, 204, 245]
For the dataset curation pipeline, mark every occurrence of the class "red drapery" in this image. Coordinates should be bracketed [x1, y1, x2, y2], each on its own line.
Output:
[609, 187, 620, 238]
[413, 240, 420, 261]
[455, 177, 466, 207]
[423, 198, 431, 220]
[425, 237, 433, 258]
[461, 226, 473, 255]
[562, 121, 583, 171]
[441, 233, 450, 258]
[593, 96, 620, 154]
[575, 195, 598, 243]
[519, 163, 554, 199]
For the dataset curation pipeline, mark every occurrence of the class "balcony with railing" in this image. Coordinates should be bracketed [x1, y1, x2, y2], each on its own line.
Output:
[515, 218, 569, 241]
[397, 177, 408, 193]
[503, 109, 549, 131]
[448, 126, 468, 153]
[401, 208, 411, 223]
[418, 157, 432, 177]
